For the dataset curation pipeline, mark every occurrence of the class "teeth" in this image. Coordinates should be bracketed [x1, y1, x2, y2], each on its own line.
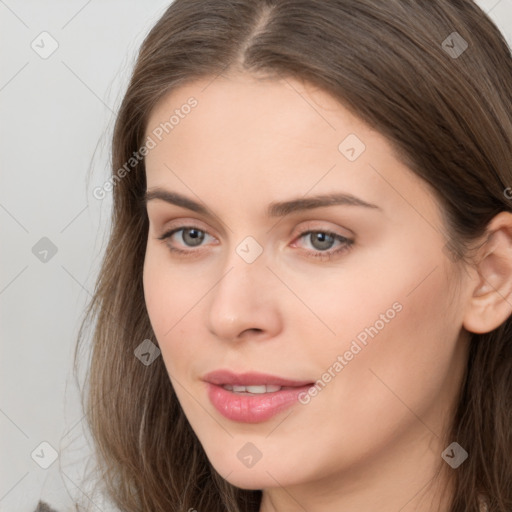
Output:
[223, 384, 282, 394]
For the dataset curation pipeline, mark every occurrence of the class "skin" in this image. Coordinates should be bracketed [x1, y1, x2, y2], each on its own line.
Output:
[142, 73, 512, 511]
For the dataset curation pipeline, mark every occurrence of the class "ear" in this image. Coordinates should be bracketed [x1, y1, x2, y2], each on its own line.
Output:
[463, 211, 512, 334]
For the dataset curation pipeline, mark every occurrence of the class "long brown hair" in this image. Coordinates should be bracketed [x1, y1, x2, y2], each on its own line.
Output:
[75, 1, 512, 510]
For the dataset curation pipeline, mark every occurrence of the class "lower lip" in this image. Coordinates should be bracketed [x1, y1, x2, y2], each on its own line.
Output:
[206, 383, 312, 423]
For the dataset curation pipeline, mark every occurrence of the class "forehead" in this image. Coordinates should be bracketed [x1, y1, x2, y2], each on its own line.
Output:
[145, 73, 368, 161]
[143, 73, 438, 225]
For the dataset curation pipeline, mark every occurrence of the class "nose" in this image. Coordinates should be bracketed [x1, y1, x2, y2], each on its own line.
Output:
[206, 248, 283, 342]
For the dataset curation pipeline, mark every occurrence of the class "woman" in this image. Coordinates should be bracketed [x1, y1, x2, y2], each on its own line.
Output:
[39, 0, 512, 510]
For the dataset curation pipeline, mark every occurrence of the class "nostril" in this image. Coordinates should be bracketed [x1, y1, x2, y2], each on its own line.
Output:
[239, 327, 264, 337]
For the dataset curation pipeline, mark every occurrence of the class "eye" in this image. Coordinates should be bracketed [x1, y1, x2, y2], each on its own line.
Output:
[157, 224, 353, 261]
[304, 231, 337, 251]
[158, 226, 215, 253]
[293, 230, 353, 260]
[177, 227, 206, 247]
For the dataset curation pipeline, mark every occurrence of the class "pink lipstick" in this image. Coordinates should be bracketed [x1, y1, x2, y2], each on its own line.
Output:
[203, 370, 314, 423]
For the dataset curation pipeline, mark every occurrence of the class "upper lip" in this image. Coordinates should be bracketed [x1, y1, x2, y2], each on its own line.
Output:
[203, 370, 313, 387]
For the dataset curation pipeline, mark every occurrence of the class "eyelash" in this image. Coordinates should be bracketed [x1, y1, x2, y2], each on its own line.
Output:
[157, 226, 354, 261]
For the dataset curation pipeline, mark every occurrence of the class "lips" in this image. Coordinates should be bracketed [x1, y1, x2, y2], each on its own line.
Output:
[203, 370, 315, 423]
[202, 369, 313, 388]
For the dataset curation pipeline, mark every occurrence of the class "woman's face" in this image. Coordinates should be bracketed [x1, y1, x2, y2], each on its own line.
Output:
[143, 73, 471, 501]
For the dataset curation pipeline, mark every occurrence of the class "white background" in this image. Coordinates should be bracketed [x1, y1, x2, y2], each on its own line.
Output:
[1, 1, 511, 510]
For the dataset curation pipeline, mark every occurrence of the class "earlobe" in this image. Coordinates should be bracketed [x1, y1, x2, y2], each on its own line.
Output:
[463, 211, 512, 334]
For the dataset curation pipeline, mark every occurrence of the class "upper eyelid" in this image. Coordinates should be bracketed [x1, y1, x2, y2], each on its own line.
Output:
[156, 216, 353, 235]
[159, 225, 216, 241]
[157, 218, 217, 236]
[147, 202, 359, 239]
[146, 202, 229, 237]
[291, 220, 353, 238]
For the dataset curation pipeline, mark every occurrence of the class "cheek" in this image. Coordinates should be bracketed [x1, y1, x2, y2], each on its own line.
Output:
[142, 251, 200, 368]
[326, 269, 461, 433]
[280, 275, 462, 481]
[300, 242, 462, 414]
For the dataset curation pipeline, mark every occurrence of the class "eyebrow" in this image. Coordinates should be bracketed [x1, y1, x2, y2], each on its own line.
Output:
[144, 188, 381, 217]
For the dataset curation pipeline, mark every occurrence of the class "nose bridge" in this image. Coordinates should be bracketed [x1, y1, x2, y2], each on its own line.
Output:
[212, 242, 266, 313]
[206, 238, 281, 340]
[218, 233, 268, 295]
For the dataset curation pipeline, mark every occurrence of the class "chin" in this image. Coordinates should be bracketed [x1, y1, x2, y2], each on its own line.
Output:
[222, 470, 275, 491]
[209, 455, 305, 491]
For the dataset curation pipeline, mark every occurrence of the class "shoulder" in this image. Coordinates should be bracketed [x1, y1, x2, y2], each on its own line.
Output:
[34, 501, 61, 512]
